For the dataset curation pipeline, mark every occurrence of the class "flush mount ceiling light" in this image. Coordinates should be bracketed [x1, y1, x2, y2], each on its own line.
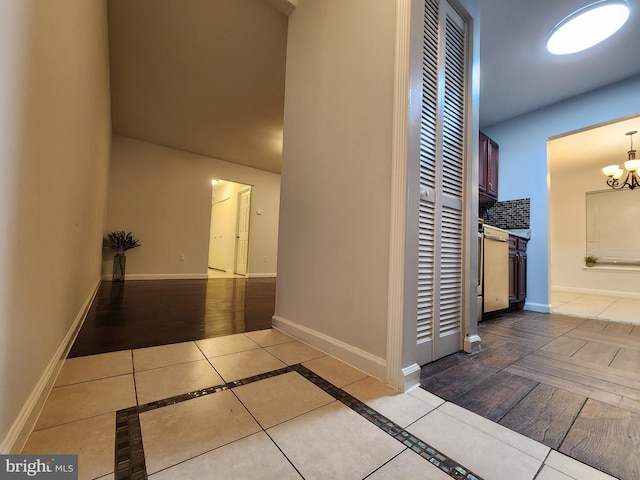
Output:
[547, 0, 630, 55]
[602, 131, 640, 190]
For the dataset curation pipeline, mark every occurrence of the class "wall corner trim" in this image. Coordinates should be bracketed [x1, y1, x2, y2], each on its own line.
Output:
[386, 0, 412, 391]
[272, 315, 386, 380]
[0, 279, 101, 454]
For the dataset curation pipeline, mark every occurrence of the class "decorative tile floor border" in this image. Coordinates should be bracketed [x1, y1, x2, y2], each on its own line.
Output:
[291, 365, 482, 480]
[115, 365, 483, 480]
[115, 407, 146, 480]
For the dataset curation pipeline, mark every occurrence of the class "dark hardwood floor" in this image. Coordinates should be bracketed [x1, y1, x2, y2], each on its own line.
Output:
[68, 278, 275, 358]
[420, 310, 640, 480]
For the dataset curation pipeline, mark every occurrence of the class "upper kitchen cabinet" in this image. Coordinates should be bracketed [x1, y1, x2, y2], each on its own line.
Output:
[479, 131, 499, 203]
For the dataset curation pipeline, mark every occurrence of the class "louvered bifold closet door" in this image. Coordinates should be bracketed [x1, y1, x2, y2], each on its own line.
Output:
[416, 0, 439, 366]
[417, 0, 468, 365]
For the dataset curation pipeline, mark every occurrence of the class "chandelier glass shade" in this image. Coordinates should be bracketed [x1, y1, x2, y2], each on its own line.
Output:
[602, 130, 640, 190]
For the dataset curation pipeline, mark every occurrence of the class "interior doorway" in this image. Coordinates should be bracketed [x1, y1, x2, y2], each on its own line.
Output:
[208, 179, 253, 276]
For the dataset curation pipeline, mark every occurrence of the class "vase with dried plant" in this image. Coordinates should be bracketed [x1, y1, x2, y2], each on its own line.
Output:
[106, 231, 141, 281]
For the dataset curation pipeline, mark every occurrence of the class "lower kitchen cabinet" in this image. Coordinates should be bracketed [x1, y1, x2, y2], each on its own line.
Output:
[508, 235, 527, 307]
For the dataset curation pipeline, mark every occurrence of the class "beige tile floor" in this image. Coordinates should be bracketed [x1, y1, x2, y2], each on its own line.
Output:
[552, 289, 640, 325]
[22, 329, 616, 480]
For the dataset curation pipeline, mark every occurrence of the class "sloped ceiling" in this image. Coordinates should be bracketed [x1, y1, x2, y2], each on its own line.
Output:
[108, 0, 288, 174]
[108, 0, 640, 175]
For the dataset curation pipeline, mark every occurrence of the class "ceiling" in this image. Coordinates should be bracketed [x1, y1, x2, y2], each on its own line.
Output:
[479, 0, 640, 129]
[107, 0, 640, 175]
[108, 0, 288, 174]
[548, 115, 640, 174]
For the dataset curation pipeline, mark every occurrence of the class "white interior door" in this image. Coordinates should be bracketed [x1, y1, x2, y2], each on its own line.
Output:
[209, 198, 233, 270]
[234, 187, 251, 275]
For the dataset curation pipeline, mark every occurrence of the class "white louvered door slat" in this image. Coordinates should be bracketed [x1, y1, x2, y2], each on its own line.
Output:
[416, 0, 469, 365]
[416, 0, 439, 364]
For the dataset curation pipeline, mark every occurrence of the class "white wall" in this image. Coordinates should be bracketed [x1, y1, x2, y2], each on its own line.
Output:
[105, 136, 280, 278]
[274, 0, 396, 376]
[483, 74, 640, 312]
[0, 0, 111, 452]
[550, 162, 640, 296]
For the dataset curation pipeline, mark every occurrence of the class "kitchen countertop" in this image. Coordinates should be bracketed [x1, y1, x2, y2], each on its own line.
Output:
[483, 224, 531, 240]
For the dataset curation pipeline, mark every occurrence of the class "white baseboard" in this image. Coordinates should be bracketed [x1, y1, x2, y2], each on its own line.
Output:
[464, 334, 482, 354]
[523, 302, 551, 313]
[401, 363, 421, 392]
[552, 286, 640, 300]
[272, 315, 387, 380]
[1, 279, 101, 454]
[100, 273, 276, 280]
[101, 273, 208, 281]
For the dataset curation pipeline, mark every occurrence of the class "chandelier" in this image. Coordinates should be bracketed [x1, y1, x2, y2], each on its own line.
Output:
[602, 130, 640, 190]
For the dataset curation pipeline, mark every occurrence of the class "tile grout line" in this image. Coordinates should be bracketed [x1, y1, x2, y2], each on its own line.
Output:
[114, 364, 484, 480]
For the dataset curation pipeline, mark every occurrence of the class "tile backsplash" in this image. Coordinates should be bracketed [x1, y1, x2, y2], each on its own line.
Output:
[480, 198, 530, 229]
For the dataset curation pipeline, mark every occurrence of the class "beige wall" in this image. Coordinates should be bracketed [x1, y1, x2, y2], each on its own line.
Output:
[0, 0, 111, 451]
[105, 136, 280, 278]
[274, 0, 396, 373]
[550, 162, 640, 296]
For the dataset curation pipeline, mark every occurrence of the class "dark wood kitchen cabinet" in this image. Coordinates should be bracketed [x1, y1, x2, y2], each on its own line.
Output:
[508, 235, 527, 307]
[479, 131, 499, 202]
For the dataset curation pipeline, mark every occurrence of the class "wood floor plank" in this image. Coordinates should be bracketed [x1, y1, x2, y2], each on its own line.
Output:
[420, 361, 500, 401]
[517, 353, 640, 401]
[498, 383, 586, 450]
[571, 341, 620, 367]
[419, 352, 474, 380]
[534, 349, 640, 384]
[620, 397, 640, 415]
[504, 364, 623, 408]
[540, 336, 587, 356]
[566, 328, 640, 350]
[511, 317, 578, 336]
[475, 341, 538, 369]
[452, 371, 538, 422]
[610, 347, 640, 373]
[604, 321, 634, 335]
[560, 399, 640, 480]
[479, 323, 556, 349]
[575, 318, 608, 332]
